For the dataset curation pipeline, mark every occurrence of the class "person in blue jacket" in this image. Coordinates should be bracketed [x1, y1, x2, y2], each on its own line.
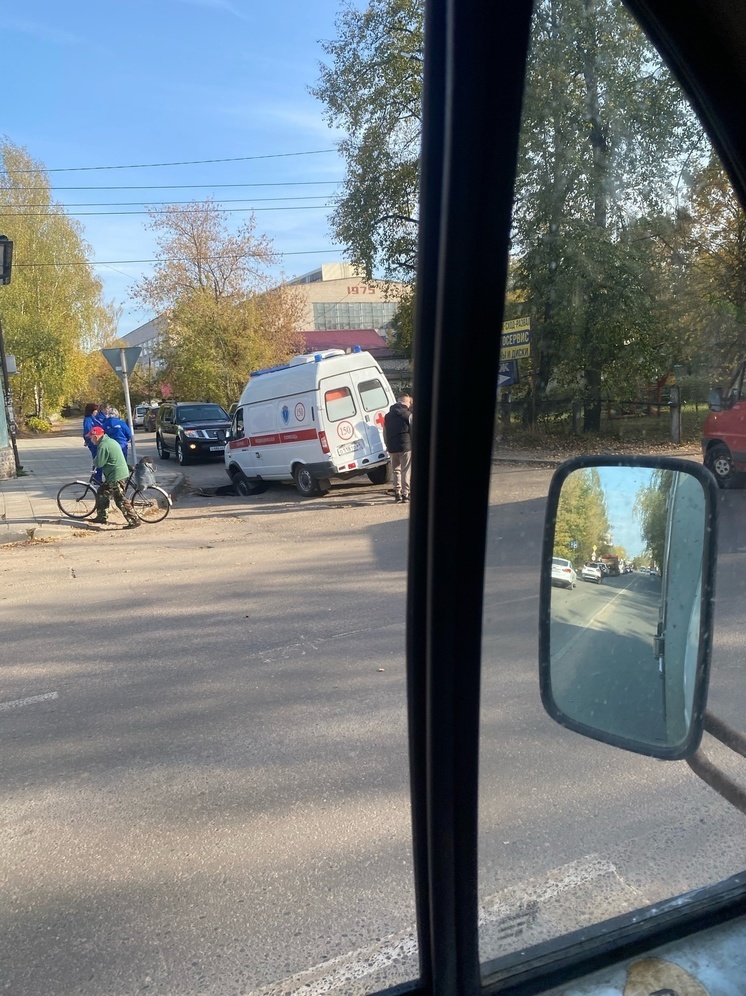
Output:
[82, 403, 106, 481]
[103, 408, 133, 463]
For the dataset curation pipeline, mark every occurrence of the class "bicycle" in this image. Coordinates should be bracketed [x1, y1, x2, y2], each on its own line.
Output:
[56, 470, 172, 524]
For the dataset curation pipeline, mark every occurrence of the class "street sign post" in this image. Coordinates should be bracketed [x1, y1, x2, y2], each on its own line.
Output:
[101, 345, 142, 464]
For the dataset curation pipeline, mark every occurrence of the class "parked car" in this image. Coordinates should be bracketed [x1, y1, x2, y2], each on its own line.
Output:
[142, 405, 159, 432]
[155, 402, 232, 465]
[550, 556, 576, 589]
[702, 357, 746, 486]
[133, 404, 149, 429]
[581, 562, 604, 584]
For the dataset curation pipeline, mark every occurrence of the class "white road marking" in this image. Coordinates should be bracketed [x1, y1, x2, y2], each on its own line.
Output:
[0, 691, 58, 711]
[247, 855, 618, 996]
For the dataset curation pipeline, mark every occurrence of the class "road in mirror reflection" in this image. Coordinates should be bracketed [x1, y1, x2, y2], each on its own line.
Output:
[550, 565, 664, 744]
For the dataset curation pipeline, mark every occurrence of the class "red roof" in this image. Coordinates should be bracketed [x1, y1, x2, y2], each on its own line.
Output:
[299, 329, 395, 358]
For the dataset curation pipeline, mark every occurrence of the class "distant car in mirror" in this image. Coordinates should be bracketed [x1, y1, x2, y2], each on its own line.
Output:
[539, 456, 718, 761]
[550, 556, 577, 589]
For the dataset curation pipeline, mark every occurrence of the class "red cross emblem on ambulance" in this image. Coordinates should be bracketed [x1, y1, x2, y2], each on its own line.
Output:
[375, 411, 386, 429]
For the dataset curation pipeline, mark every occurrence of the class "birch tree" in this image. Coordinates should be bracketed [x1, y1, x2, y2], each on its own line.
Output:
[131, 201, 306, 407]
[0, 139, 116, 418]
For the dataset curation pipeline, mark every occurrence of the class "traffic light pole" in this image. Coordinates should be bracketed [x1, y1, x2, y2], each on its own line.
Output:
[0, 315, 22, 474]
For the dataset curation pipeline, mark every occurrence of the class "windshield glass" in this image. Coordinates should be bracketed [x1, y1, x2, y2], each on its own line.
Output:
[178, 405, 229, 422]
[5, 0, 746, 993]
[479, 0, 746, 971]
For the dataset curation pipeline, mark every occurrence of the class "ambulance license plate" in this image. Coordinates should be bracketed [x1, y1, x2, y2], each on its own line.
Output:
[338, 440, 363, 455]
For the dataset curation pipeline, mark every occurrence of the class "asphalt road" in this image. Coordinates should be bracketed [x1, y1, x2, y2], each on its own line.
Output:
[2, 448, 745, 995]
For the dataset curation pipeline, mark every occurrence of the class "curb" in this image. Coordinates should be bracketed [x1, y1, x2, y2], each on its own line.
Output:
[0, 474, 187, 546]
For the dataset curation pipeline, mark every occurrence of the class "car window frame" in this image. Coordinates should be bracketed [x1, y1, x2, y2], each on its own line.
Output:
[407, 0, 746, 993]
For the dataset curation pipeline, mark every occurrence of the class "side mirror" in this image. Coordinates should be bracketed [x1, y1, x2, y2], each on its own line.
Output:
[539, 456, 718, 760]
[708, 387, 724, 411]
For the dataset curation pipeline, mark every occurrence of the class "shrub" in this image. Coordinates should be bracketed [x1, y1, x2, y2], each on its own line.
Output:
[26, 416, 53, 433]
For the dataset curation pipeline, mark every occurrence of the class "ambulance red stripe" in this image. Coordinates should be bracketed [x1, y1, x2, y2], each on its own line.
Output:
[228, 428, 320, 449]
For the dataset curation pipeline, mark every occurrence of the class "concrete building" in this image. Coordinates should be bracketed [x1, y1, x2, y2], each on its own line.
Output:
[119, 317, 163, 374]
[287, 262, 404, 334]
[119, 263, 412, 389]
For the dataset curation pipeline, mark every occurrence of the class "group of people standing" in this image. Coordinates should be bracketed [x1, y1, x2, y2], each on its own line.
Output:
[82, 402, 140, 528]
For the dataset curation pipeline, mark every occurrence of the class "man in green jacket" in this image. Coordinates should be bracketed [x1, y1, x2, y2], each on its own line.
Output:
[86, 426, 141, 528]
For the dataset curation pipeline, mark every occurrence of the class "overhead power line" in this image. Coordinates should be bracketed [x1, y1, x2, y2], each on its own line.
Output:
[13, 249, 341, 268]
[11, 196, 332, 209]
[0, 205, 332, 217]
[3, 181, 340, 192]
[1, 149, 338, 174]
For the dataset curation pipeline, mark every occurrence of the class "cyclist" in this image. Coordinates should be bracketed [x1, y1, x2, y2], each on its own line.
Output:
[85, 426, 141, 529]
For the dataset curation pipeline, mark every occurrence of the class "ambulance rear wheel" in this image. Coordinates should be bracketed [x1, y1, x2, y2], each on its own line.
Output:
[293, 465, 318, 498]
[367, 464, 391, 485]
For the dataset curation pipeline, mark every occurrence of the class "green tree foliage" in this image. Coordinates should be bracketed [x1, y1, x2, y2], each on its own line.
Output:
[314, 0, 717, 424]
[512, 0, 703, 428]
[0, 139, 117, 418]
[675, 159, 746, 380]
[634, 469, 669, 568]
[554, 468, 610, 564]
[388, 288, 415, 355]
[131, 202, 306, 407]
[310, 0, 422, 284]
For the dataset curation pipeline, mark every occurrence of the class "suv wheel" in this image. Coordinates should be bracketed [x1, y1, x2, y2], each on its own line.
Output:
[706, 443, 736, 486]
[156, 434, 170, 460]
[176, 440, 190, 466]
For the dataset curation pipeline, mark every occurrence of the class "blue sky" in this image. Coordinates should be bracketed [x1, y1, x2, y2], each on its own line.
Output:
[598, 467, 648, 558]
[3, 1, 351, 334]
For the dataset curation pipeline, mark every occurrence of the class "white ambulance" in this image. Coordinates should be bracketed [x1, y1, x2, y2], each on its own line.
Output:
[224, 347, 397, 497]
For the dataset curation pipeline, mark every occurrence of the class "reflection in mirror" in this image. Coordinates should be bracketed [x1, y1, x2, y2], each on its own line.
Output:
[545, 465, 709, 754]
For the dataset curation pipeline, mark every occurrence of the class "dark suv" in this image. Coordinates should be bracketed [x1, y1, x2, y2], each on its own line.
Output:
[155, 402, 231, 466]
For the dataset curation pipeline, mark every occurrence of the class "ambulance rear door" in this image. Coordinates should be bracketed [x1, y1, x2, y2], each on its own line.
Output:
[317, 374, 377, 472]
[348, 366, 395, 457]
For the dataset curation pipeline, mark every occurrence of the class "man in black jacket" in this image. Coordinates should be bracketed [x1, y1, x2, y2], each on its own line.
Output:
[383, 394, 413, 503]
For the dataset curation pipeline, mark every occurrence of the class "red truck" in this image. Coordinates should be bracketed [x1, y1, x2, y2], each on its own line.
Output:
[701, 358, 746, 486]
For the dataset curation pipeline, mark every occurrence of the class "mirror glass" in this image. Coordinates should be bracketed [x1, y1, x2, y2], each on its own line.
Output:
[547, 466, 707, 751]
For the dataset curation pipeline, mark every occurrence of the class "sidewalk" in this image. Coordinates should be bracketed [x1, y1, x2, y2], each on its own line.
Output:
[0, 425, 183, 545]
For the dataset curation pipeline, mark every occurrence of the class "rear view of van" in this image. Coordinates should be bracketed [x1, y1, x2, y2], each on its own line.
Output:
[225, 348, 396, 496]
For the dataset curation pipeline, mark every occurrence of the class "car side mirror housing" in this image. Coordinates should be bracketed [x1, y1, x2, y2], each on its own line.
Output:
[708, 387, 724, 411]
[539, 456, 718, 761]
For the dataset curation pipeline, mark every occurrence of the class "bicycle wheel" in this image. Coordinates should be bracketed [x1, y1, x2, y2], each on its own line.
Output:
[130, 485, 171, 523]
[56, 482, 98, 519]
